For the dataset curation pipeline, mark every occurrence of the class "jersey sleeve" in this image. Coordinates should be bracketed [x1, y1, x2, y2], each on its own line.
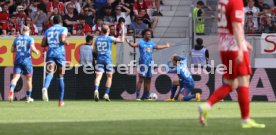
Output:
[29, 37, 35, 45]
[180, 56, 186, 61]
[62, 27, 68, 36]
[230, 0, 244, 23]
[109, 36, 116, 43]
[152, 41, 156, 48]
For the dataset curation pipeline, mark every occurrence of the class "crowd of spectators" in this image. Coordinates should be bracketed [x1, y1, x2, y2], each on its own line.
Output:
[244, 0, 276, 34]
[0, 0, 163, 37]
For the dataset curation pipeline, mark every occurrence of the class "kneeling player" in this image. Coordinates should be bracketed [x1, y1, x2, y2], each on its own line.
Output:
[167, 55, 200, 101]
[9, 26, 39, 103]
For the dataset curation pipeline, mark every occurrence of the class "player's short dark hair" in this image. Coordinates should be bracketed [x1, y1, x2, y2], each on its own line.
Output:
[197, 1, 205, 6]
[86, 35, 94, 43]
[142, 29, 152, 37]
[173, 56, 181, 62]
[196, 38, 203, 45]
[53, 15, 62, 24]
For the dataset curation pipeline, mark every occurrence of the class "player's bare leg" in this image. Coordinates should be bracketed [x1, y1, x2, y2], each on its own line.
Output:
[237, 75, 265, 128]
[9, 74, 21, 102]
[198, 78, 237, 126]
[57, 66, 65, 107]
[25, 76, 34, 103]
[94, 72, 103, 102]
[136, 76, 144, 100]
[103, 72, 113, 102]
[42, 62, 55, 102]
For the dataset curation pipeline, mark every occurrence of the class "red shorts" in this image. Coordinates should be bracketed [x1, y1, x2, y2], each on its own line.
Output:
[220, 51, 252, 79]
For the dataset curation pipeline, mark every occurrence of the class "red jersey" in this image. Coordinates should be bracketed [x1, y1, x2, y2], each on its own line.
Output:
[73, 23, 92, 35]
[0, 12, 10, 21]
[218, 0, 245, 51]
[46, 2, 65, 14]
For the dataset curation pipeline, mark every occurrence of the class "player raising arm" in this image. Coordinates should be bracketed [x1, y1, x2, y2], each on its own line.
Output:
[93, 24, 124, 102]
[198, 0, 265, 128]
[41, 15, 69, 107]
[126, 29, 170, 100]
[9, 26, 39, 103]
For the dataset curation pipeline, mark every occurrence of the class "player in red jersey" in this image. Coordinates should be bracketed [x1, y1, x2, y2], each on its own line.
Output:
[198, 0, 265, 128]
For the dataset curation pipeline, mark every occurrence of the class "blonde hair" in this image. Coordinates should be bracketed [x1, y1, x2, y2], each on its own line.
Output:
[23, 26, 30, 32]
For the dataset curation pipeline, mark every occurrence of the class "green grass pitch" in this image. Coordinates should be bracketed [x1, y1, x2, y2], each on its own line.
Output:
[0, 101, 275, 135]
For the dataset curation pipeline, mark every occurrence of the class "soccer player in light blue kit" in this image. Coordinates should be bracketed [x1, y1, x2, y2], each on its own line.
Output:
[94, 24, 124, 101]
[8, 26, 39, 103]
[41, 15, 69, 107]
[126, 29, 170, 100]
[167, 55, 200, 101]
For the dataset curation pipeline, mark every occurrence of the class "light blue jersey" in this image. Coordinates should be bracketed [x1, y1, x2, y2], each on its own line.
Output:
[168, 56, 194, 87]
[138, 39, 156, 66]
[95, 35, 115, 64]
[44, 24, 68, 59]
[13, 34, 34, 65]
[13, 34, 34, 76]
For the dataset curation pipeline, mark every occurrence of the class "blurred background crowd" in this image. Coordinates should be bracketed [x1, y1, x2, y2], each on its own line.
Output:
[0, 0, 163, 37]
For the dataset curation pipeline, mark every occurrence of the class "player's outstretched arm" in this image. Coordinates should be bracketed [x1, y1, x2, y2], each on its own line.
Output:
[154, 43, 171, 50]
[125, 38, 138, 48]
[31, 42, 39, 55]
[11, 45, 16, 53]
[41, 37, 48, 47]
[60, 33, 69, 45]
[114, 22, 126, 43]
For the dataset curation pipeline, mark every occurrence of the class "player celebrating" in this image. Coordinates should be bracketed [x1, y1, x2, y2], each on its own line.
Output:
[167, 55, 200, 101]
[94, 24, 124, 102]
[126, 29, 170, 100]
[198, 0, 265, 128]
[8, 26, 39, 103]
[41, 15, 69, 107]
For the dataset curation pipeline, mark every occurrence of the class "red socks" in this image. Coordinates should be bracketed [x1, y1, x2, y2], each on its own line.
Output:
[208, 85, 250, 120]
[207, 84, 232, 106]
[237, 86, 250, 120]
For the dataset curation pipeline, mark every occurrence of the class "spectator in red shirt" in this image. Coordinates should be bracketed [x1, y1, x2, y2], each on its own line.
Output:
[0, 4, 10, 35]
[46, 0, 65, 16]
[72, 15, 92, 36]
[2, 15, 20, 36]
[133, 0, 151, 17]
[15, 5, 27, 28]
[21, 17, 38, 35]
